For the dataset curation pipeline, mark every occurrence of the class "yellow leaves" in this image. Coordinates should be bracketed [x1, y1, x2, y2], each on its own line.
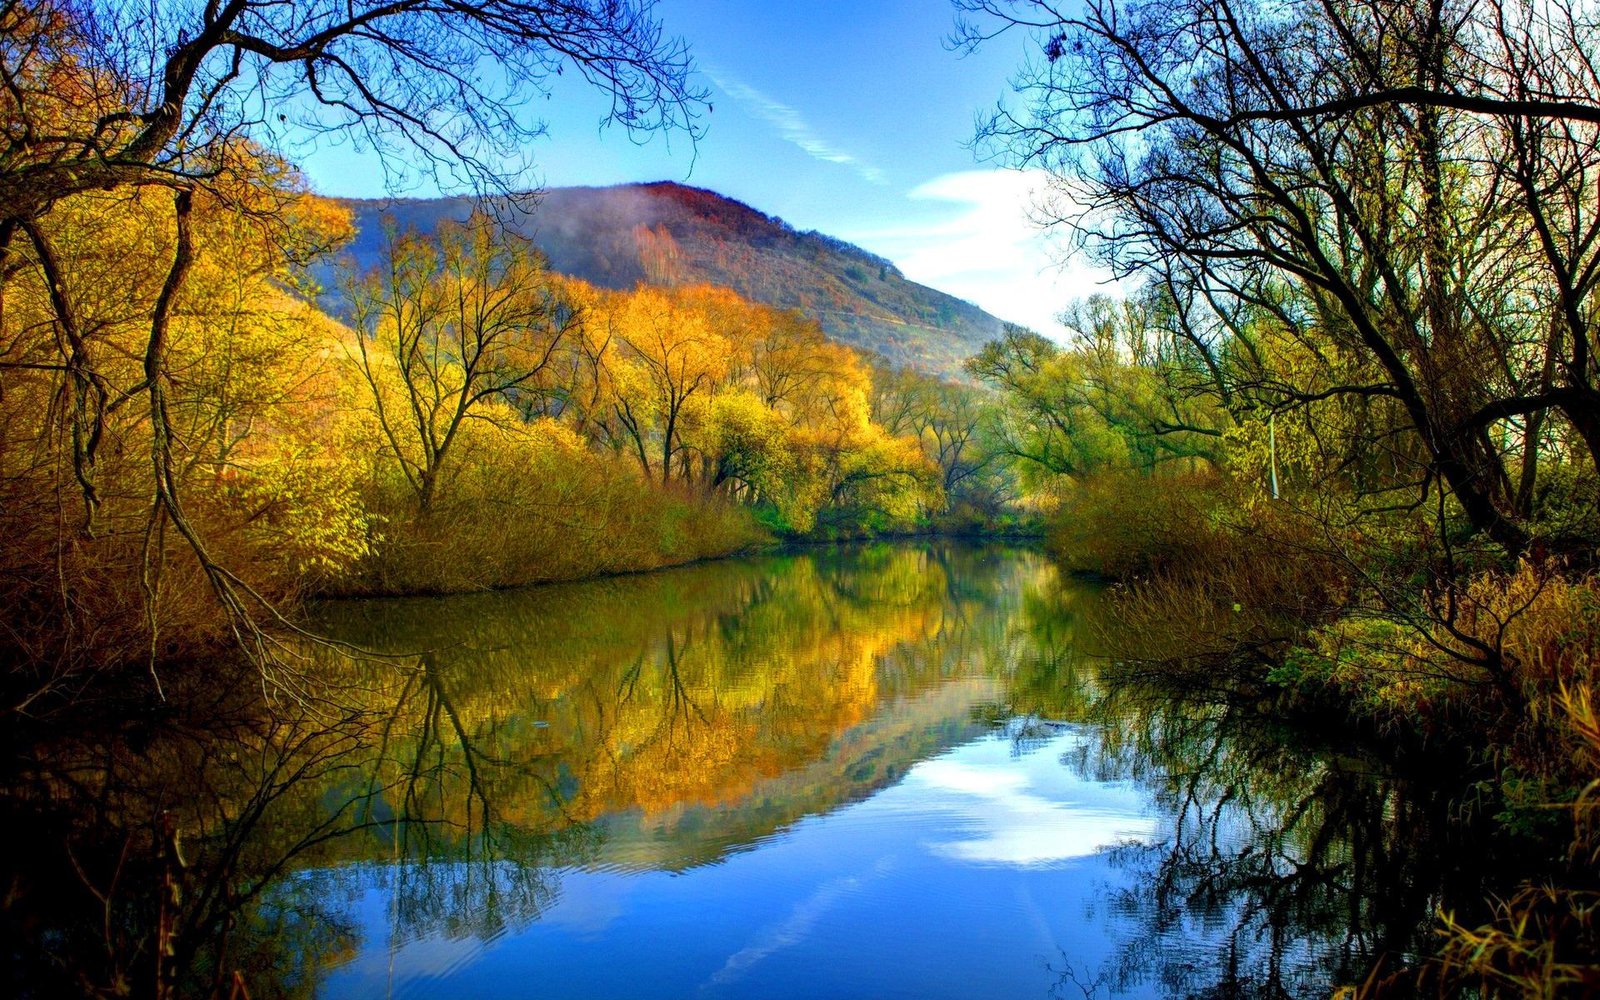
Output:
[229, 440, 375, 578]
[836, 426, 945, 522]
[1304, 561, 1600, 742]
[451, 408, 581, 473]
[341, 211, 580, 510]
[1432, 882, 1600, 998]
[1221, 415, 1280, 507]
[1462, 563, 1600, 695]
[331, 546, 964, 824]
[187, 151, 354, 282]
[542, 276, 927, 532]
[612, 284, 732, 397]
[702, 389, 794, 482]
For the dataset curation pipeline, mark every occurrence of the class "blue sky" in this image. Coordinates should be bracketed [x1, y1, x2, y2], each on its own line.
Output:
[300, 0, 1109, 335]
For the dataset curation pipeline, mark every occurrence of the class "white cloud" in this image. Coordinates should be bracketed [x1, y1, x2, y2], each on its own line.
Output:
[707, 70, 888, 185]
[889, 726, 1157, 867]
[908, 756, 1156, 866]
[840, 169, 1118, 339]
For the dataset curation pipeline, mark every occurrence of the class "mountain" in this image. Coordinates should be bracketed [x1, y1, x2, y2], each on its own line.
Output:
[331, 182, 1005, 376]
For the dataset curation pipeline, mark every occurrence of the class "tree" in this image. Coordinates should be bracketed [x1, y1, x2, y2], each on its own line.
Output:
[0, 0, 702, 685]
[0, 1, 700, 215]
[346, 213, 578, 512]
[701, 390, 795, 497]
[870, 364, 1005, 500]
[0, 165, 371, 697]
[967, 324, 1118, 477]
[603, 285, 730, 484]
[954, 0, 1600, 553]
[742, 307, 863, 414]
[1, 0, 701, 517]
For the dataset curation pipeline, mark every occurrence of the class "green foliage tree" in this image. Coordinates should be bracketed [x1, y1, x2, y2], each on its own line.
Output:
[959, 2, 1600, 988]
[967, 312, 1226, 487]
[870, 363, 1019, 520]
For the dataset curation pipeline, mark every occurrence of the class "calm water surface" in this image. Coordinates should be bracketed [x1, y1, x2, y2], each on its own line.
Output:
[6, 544, 1475, 998]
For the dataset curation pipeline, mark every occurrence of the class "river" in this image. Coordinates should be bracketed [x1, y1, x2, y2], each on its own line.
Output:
[3, 542, 1492, 998]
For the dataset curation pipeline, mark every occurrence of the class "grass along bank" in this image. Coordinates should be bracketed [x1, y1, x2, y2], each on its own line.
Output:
[1044, 469, 1600, 995]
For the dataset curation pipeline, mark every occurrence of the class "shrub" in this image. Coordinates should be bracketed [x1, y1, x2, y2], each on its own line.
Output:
[1296, 562, 1600, 753]
[1045, 470, 1233, 578]
[0, 442, 361, 698]
[329, 419, 769, 596]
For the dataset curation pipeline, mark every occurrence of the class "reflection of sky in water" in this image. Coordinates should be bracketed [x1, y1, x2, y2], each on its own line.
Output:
[902, 727, 1156, 866]
[320, 725, 1163, 1000]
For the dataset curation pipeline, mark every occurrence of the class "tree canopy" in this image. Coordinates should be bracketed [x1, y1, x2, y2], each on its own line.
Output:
[956, 0, 1600, 554]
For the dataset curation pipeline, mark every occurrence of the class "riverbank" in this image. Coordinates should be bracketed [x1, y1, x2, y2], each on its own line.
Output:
[315, 499, 1044, 600]
[1047, 470, 1600, 995]
[318, 478, 771, 598]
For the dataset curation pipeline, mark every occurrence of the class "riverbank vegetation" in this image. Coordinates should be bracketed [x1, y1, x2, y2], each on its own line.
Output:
[0, 4, 1043, 699]
[960, 0, 1600, 990]
[0, 0, 1082, 711]
[7, 0, 1598, 991]
[0, 0, 714, 697]
[0, 171, 1031, 679]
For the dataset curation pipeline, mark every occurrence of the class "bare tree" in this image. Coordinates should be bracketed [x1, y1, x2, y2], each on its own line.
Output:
[1, 1, 701, 214]
[346, 212, 580, 512]
[953, 0, 1600, 553]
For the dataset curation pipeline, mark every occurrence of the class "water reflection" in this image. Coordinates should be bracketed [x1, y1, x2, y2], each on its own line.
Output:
[0, 543, 1510, 999]
[302, 545, 1078, 870]
[1061, 677, 1519, 999]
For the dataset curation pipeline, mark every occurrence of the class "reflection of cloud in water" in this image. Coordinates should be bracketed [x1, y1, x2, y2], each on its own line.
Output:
[906, 730, 1157, 867]
[708, 874, 860, 986]
[707, 857, 896, 988]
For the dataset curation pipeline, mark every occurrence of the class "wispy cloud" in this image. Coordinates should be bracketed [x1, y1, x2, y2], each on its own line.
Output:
[706, 69, 887, 185]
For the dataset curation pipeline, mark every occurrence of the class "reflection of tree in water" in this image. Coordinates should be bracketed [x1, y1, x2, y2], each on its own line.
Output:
[254, 653, 602, 963]
[315, 543, 1065, 841]
[350, 834, 593, 949]
[0, 648, 596, 1000]
[6, 542, 1068, 998]
[1047, 680, 1516, 999]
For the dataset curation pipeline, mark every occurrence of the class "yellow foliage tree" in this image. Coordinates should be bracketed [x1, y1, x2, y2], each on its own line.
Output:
[345, 212, 579, 511]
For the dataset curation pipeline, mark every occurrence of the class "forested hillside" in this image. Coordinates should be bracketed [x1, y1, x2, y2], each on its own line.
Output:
[332, 182, 1004, 377]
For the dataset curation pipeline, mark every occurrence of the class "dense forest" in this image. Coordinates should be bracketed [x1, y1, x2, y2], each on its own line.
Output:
[3, 0, 1600, 995]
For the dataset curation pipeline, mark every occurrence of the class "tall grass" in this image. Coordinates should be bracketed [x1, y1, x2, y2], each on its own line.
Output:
[1046, 470, 1236, 578]
[0, 444, 316, 701]
[1048, 471, 1350, 674]
[325, 432, 769, 597]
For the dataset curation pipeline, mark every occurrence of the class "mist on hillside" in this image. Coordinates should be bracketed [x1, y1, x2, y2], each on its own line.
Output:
[330, 182, 1005, 376]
